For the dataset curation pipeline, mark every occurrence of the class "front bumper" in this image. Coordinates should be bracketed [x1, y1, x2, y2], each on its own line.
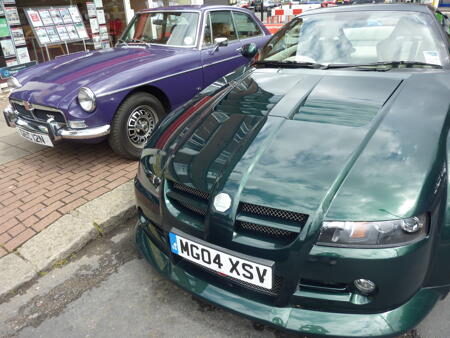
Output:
[135, 218, 446, 338]
[3, 104, 110, 141]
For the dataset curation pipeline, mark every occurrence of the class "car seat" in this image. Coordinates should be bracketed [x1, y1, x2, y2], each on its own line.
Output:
[376, 16, 436, 62]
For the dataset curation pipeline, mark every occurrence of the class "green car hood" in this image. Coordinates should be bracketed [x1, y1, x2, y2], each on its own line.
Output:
[163, 68, 450, 222]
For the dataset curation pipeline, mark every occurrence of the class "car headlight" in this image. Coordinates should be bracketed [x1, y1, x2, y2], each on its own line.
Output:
[7, 77, 21, 89]
[78, 87, 96, 112]
[317, 214, 428, 248]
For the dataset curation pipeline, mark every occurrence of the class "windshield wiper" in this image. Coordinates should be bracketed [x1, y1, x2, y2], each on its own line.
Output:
[325, 61, 443, 70]
[117, 38, 129, 46]
[255, 60, 325, 69]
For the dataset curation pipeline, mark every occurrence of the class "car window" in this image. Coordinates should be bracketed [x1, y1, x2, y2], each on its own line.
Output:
[204, 11, 238, 46]
[436, 11, 450, 44]
[122, 11, 199, 47]
[261, 11, 444, 66]
[233, 11, 262, 39]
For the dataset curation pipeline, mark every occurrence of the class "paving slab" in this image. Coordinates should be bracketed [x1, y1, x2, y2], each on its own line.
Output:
[18, 181, 135, 272]
[0, 253, 37, 298]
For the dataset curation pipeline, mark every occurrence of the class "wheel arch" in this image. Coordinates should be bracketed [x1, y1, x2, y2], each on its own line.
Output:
[121, 85, 172, 115]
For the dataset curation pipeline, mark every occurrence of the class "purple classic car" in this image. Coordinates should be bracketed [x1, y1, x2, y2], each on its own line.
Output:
[3, 5, 270, 159]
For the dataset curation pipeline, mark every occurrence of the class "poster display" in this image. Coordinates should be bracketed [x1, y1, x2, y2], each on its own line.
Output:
[11, 27, 25, 46]
[96, 9, 106, 25]
[39, 10, 53, 26]
[90, 18, 99, 33]
[87, 3, 96, 18]
[16, 47, 31, 63]
[94, 0, 103, 8]
[45, 26, 60, 43]
[56, 25, 69, 40]
[1, 39, 15, 58]
[99, 25, 108, 41]
[0, 18, 10, 38]
[5, 7, 20, 26]
[26, 9, 43, 27]
[69, 7, 82, 23]
[59, 8, 72, 24]
[6, 59, 18, 67]
[25, 6, 89, 47]
[75, 23, 88, 39]
[35, 27, 50, 44]
[65, 24, 78, 40]
[49, 8, 63, 25]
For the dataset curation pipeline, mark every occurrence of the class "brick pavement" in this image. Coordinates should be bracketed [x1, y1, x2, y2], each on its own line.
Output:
[0, 142, 138, 257]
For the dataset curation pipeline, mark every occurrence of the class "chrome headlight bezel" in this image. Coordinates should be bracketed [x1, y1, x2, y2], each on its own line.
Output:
[7, 76, 21, 89]
[317, 214, 429, 248]
[77, 87, 96, 112]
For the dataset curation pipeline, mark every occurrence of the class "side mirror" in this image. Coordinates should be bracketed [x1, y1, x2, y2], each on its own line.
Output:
[214, 37, 228, 47]
[210, 37, 228, 54]
[240, 43, 258, 58]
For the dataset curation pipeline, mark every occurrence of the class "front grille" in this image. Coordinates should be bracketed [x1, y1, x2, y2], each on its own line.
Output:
[12, 102, 33, 119]
[168, 181, 209, 219]
[11, 101, 66, 124]
[299, 279, 348, 293]
[239, 202, 308, 224]
[172, 182, 210, 201]
[236, 220, 297, 239]
[33, 109, 66, 123]
[173, 199, 207, 216]
[184, 258, 283, 296]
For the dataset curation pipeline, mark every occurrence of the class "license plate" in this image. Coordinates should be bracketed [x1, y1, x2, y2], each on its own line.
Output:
[17, 127, 53, 147]
[169, 232, 273, 289]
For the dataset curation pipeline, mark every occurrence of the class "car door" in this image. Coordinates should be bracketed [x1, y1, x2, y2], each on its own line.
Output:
[201, 10, 244, 88]
[232, 10, 271, 50]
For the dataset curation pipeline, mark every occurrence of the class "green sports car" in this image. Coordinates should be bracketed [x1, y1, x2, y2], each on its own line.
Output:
[134, 4, 450, 337]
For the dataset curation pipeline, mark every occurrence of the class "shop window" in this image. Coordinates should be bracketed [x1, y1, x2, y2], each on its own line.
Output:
[232, 12, 262, 40]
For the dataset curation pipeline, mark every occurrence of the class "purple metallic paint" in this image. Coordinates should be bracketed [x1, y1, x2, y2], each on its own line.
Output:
[9, 6, 270, 138]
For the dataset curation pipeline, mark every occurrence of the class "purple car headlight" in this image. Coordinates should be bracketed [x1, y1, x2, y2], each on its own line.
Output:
[78, 87, 96, 112]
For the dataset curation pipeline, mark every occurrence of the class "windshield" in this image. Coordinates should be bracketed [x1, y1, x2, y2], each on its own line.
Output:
[259, 11, 445, 67]
[121, 11, 199, 47]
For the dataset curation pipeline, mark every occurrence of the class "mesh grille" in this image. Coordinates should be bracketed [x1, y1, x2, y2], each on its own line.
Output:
[172, 182, 210, 201]
[239, 202, 308, 224]
[173, 199, 207, 216]
[236, 221, 297, 239]
[185, 259, 283, 296]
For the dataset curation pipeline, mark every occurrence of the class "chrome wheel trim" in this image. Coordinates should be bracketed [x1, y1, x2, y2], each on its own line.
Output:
[126, 105, 158, 147]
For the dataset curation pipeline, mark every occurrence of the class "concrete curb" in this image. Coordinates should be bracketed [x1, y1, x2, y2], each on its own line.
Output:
[0, 180, 136, 299]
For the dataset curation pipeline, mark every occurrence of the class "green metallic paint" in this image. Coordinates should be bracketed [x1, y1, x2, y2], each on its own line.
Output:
[134, 42, 450, 336]
[136, 223, 447, 337]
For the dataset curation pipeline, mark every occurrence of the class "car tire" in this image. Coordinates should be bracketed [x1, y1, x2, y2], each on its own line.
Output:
[108, 92, 165, 160]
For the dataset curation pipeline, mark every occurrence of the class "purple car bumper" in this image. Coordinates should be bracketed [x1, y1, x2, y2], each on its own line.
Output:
[3, 101, 110, 144]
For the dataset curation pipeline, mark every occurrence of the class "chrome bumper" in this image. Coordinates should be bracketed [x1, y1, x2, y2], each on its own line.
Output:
[3, 104, 110, 141]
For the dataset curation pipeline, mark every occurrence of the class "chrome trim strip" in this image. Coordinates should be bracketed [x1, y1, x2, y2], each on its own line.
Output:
[96, 65, 204, 98]
[10, 99, 61, 113]
[59, 125, 110, 140]
[202, 55, 242, 68]
[6, 114, 110, 141]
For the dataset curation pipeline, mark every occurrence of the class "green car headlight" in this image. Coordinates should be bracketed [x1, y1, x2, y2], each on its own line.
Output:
[78, 87, 96, 112]
[317, 214, 428, 248]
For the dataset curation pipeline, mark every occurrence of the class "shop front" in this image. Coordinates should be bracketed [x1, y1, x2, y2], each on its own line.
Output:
[0, 0, 144, 71]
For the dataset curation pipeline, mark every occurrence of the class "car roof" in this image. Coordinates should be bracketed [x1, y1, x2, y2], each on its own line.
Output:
[139, 5, 245, 13]
[302, 3, 432, 16]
